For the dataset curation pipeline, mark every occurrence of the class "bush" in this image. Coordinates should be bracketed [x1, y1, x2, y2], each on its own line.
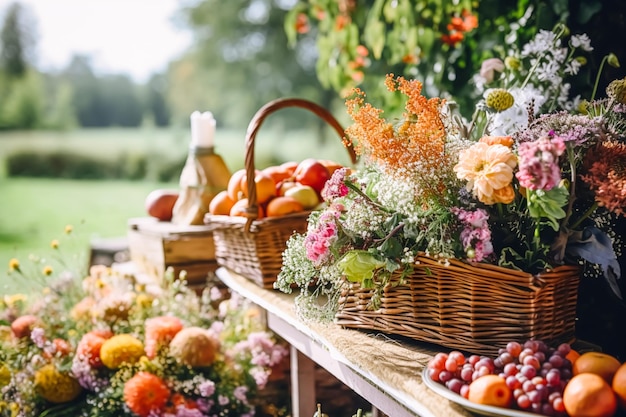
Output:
[5, 150, 151, 180]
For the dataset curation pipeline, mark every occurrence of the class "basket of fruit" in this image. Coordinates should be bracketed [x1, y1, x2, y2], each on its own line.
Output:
[204, 97, 357, 289]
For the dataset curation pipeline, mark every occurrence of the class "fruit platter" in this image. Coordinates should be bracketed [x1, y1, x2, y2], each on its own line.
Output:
[424, 340, 626, 417]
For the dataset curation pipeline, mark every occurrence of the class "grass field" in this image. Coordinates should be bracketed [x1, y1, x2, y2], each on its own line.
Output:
[0, 127, 354, 294]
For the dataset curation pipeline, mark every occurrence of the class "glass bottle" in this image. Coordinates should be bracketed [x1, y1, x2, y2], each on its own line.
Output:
[171, 111, 231, 225]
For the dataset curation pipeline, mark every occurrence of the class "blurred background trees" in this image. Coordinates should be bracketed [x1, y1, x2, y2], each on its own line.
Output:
[0, 0, 624, 131]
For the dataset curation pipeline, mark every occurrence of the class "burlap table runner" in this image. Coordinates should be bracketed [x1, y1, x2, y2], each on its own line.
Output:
[217, 268, 473, 417]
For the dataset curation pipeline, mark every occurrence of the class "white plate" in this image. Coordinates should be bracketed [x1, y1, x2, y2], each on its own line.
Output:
[421, 368, 543, 417]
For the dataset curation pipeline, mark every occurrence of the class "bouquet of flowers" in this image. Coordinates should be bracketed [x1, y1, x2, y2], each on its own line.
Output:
[1, 227, 289, 417]
[275, 25, 625, 320]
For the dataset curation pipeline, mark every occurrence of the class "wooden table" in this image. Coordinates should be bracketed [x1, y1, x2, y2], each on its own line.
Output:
[216, 268, 472, 417]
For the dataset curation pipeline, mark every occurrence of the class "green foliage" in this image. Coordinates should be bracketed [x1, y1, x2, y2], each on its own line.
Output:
[0, 70, 43, 129]
[0, 2, 34, 78]
[284, 0, 623, 115]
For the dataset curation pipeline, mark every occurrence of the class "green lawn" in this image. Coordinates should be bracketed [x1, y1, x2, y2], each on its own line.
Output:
[0, 178, 173, 294]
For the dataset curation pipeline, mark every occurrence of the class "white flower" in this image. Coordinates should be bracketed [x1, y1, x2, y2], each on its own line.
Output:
[521, 30, 557, 56]
[570, 34, 593, 51]
[489, 86, 546, 136]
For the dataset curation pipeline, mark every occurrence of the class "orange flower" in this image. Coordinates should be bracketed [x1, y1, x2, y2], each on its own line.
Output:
[582, 140, 626, 216]
[123, 372, 170, 417]
[144, 316, 184, 359]
[76, 331, 110, 367]
[454, 142, 517, 205]
[479, 135, 514, 148]
[346, 75, 447, 202]
[295, 13, 309, 34]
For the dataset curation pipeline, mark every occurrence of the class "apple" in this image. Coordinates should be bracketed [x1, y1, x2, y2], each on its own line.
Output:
[294, 158, 331, 194]
[276, 180, 298, 196]
[145, 189, 179, 221]
[285, 185, 320, 209]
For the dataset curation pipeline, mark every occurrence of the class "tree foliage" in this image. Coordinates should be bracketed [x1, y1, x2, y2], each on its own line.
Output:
[0, 2, 34, 78]
[168, 0, 333, 129]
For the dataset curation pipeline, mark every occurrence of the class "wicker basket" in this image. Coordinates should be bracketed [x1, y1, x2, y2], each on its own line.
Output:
[335, 255, 580, 356]
[205, 98, 357, 289]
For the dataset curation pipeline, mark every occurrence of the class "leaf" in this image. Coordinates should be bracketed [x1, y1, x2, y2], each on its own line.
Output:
[567, 227, 622, 300]
[364, 20, 386, 59]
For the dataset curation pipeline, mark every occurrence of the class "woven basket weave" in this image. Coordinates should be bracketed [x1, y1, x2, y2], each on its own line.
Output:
[335, 255, 580, 356]
[205, 98, 357, 289]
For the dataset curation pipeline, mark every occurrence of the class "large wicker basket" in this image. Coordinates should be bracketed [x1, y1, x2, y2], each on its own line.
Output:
[335, 255, 580, 356]
[205, 98, 357, 289]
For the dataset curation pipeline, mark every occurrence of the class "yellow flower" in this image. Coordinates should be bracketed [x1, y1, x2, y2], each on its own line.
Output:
[7, 258, 19, 272]
[100, 334, 145, 369]
[42, 266, 53, 276]
[454, 141, 517, 205]
[50, 239, 59, 249]
[64, 224, 73, 234]
[34, 364, 82, 404]
[4, 294, 26, 308]
[0, 364, 11, 387]
[485, 88, 514, 112]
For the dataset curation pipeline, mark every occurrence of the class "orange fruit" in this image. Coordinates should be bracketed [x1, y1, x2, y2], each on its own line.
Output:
[262, 165, 293, 185]
[227, 169, 246, 202]
[208, 190, 235, 215]
[266, 196, 305, 217]
[229, 198, 264, 219]
[573, 351, 622, 383]
[467, 375, 512, 408]
[566, 348, 581, 364]
[563, 373, 617, 417]
[613, 362, 626, 409]
[280, 161, 298, 176]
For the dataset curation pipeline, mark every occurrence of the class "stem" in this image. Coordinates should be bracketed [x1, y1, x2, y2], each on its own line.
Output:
[591, 55, 609, 101]
[569, 202, 599, 230]
[345, 180, 387, 211]
[561, 143, 577, 228]
[520, 24, 567, 90]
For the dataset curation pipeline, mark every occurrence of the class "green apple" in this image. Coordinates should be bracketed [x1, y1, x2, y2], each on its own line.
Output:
[284, 184, 320, 209]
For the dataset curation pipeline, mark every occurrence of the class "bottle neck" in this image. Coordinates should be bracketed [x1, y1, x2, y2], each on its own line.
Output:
[188, 145, 216, 156]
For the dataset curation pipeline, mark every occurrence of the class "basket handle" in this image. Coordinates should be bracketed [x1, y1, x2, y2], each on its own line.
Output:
[243, 98, 357, 229]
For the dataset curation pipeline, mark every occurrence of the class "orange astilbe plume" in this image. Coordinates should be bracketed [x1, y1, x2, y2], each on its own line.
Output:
[346, 74, 448, 203]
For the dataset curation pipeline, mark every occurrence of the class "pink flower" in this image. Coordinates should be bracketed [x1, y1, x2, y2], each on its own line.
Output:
[452, 208, 493, 262]
[516, 134, 565, 191]
[480, 58, 505, 83]
[321, 167, 350, 201]
[304, 211, 340, 265]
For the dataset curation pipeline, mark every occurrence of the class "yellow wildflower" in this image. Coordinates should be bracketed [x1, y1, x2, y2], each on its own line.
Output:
[0, 364, 11, 387]
[42, 266, 53, 276]
[100, 334, 145, 369]
[34, 364, 82, 403]
[4, 294, 26, 307]
[50, 239, 59, 249]
[8, 258, 19, 272]
[64, 224, 73, 234]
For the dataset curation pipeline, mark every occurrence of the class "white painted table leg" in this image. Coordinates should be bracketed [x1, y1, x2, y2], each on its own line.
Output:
[291, 345, 316, 417]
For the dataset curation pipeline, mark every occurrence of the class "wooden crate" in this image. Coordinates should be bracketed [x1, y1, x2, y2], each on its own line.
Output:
[127, 217, 218, 287]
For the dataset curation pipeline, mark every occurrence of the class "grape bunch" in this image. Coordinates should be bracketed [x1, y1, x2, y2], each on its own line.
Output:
[427, 340, 575, 416]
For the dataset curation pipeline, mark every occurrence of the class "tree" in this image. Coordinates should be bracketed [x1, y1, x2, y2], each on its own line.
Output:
[170, 0, 331, 129]
[145, 74, 171, 127]
[0, 2, 35, 78]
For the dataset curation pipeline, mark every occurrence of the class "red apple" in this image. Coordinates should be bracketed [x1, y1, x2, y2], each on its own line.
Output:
[145, 189, 179, 221]
[294, 159, 331, 194]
